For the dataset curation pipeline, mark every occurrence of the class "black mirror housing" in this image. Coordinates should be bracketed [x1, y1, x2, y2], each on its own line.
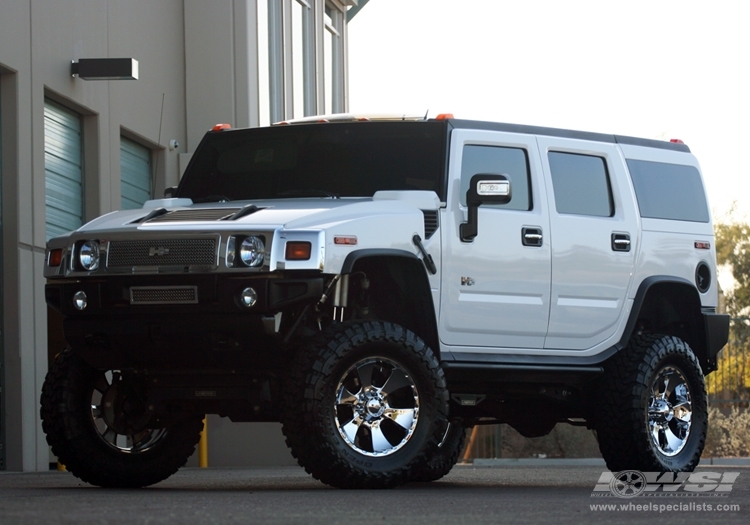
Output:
[460, 174, 511, 242]
[163, 186, 178, 198]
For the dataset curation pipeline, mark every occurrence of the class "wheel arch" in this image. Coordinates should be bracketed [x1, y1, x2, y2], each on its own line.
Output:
[341, 250, 440, 357]
[623, 276, 708, 369]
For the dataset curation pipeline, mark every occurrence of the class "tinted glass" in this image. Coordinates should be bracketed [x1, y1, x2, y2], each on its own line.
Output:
[549, 152, 613, 217]
[626, 159, 709, 223]
[460, 145, 531, 211]
[178, 122, 446, 202]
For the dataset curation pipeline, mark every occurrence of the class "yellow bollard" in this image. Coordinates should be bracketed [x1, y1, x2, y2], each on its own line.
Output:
[198, 417, 208, 468]
[461, 426, 479, 464]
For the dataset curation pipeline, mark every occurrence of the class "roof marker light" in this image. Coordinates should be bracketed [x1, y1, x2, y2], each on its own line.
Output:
[435, 113, 454, 120]
[211, 123, 231, 132]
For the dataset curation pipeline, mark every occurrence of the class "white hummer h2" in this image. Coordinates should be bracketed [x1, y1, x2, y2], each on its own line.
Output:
[42, 115, 729, 488]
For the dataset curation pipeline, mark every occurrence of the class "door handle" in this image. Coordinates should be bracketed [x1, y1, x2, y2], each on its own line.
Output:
[612, 232, 631, 252]
[522, 227, 543, 247]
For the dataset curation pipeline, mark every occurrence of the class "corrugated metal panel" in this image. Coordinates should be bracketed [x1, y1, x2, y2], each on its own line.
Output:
[44, 100, 83, 241]
[121, 137, 152, 210]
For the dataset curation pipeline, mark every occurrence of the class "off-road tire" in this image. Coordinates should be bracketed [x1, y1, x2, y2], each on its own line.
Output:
[281, 320, 449, 489]
[40, 347, 204, 488]
[410, 422, 466, 482]
[594, 334, 707, 472]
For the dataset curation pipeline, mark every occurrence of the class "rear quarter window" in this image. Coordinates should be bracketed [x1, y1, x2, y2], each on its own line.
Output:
[626, 159, 709, 223]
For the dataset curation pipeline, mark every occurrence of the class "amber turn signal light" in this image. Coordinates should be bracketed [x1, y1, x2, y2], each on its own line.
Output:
[48, 249, 63, 267]
[285, 241, 312, 260]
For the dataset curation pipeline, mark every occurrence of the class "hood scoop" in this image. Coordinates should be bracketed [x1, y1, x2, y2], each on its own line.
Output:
[142, 208, 241, 223]
[136, 204, 266, 224]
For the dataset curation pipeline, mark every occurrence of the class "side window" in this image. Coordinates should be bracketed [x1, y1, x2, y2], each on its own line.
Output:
[548, 151, 613, 217]
[460, 145, 531, 211]
[626, 159, 709, 222]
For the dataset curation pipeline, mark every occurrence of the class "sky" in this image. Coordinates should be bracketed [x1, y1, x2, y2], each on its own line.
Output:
[347, 0, 750, 223]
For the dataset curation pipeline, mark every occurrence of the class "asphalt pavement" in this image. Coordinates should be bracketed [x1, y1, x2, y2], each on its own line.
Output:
[1, 463, 748, 525]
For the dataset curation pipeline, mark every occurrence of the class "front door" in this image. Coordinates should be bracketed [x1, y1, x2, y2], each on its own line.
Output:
[439, 130, 551, 351]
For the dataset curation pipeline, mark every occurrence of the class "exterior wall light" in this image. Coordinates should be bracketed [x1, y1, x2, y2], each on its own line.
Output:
[71, 58, 139, 80]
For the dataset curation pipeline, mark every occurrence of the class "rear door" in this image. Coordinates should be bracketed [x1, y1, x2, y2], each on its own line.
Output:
[439, 129, 551, 351]
[537, 136, 639, 351]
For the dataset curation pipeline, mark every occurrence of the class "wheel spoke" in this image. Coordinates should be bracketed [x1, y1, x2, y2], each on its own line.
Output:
[93, 373, 110, 394]
[341, 416, 363, 444]
[336, 385, 359, 406]
[101, 428, 118, 445]
[660, 372, 673, 399]
[380, 368, 412, 396]
[384, 407, 416, 432]
[663, 426, 684, 453]
[355, 362, 377, 389]
[370, 424, 393, 453]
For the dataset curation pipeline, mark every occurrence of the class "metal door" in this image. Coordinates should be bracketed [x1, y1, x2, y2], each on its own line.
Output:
[44, 100, 83, 241]
[120, 137, 152, 210]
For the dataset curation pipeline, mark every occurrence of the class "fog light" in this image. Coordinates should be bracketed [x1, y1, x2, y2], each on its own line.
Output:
[240, 287, 257, 308]
[73, 291, 88, 310]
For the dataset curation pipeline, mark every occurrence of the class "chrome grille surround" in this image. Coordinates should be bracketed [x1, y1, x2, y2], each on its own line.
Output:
[130, 286, 198, 305]
[107, 238, 218, 268]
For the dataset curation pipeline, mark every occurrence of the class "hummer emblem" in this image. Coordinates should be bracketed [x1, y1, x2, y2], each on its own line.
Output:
[148, 247, 170, 257]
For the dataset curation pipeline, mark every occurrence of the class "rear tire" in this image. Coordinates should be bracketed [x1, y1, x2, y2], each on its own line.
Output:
[594, 334, 707, 472]
[40, 347, 203, 488]
[282, 321, 449, 489]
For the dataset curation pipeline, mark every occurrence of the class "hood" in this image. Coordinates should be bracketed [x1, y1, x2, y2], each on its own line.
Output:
[73, 191, 441, 235]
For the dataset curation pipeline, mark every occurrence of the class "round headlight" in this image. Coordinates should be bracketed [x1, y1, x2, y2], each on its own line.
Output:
[239, 236, 265, 267]
[79, 241, 100, 271]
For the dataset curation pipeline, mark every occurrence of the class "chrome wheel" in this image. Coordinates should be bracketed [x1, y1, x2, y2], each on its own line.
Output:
[334, 356, 419, 457]
[90, 371, 166, 453]
[648, 365, 692, 457]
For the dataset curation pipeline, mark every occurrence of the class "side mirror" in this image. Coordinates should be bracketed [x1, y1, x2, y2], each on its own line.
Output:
[163, 186, 178, 198]
[460, 174, 511, 242]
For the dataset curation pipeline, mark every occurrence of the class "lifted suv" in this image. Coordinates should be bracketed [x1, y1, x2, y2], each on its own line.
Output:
[42, 115, 729, 488]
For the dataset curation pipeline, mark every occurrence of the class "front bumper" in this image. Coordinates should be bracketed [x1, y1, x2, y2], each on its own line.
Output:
[46, 274, 325, 369]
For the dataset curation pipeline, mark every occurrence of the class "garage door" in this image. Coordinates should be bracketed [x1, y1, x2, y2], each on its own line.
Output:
[44, 99, 83, 241]
[120, 137, 151, 210]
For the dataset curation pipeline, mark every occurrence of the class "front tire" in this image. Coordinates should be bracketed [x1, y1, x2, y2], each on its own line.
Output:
[282, 321, 449, 489]
[40, 347, 203, 488]
[410, 422, 466, 482]
[594, 334, 707, 472]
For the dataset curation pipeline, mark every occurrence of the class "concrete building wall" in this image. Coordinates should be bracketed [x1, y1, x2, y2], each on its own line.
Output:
[0, 0, 351, 472]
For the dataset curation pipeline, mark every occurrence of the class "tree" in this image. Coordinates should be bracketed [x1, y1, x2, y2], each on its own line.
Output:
[710, 217, 750, 403]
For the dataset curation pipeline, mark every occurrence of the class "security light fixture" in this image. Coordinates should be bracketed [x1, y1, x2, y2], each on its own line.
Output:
[71, 58, 139, 80]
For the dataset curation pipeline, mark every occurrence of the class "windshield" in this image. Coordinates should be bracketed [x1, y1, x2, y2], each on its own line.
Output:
[178, 121, 447, 203]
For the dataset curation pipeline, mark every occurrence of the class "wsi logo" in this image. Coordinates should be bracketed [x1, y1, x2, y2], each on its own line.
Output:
[592, 471, 740, 498]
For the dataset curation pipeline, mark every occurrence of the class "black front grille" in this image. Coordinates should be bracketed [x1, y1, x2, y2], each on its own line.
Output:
[422, 210, 439, 239]
[130, 286, 198, 304]
[107, 239, 217, 268]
